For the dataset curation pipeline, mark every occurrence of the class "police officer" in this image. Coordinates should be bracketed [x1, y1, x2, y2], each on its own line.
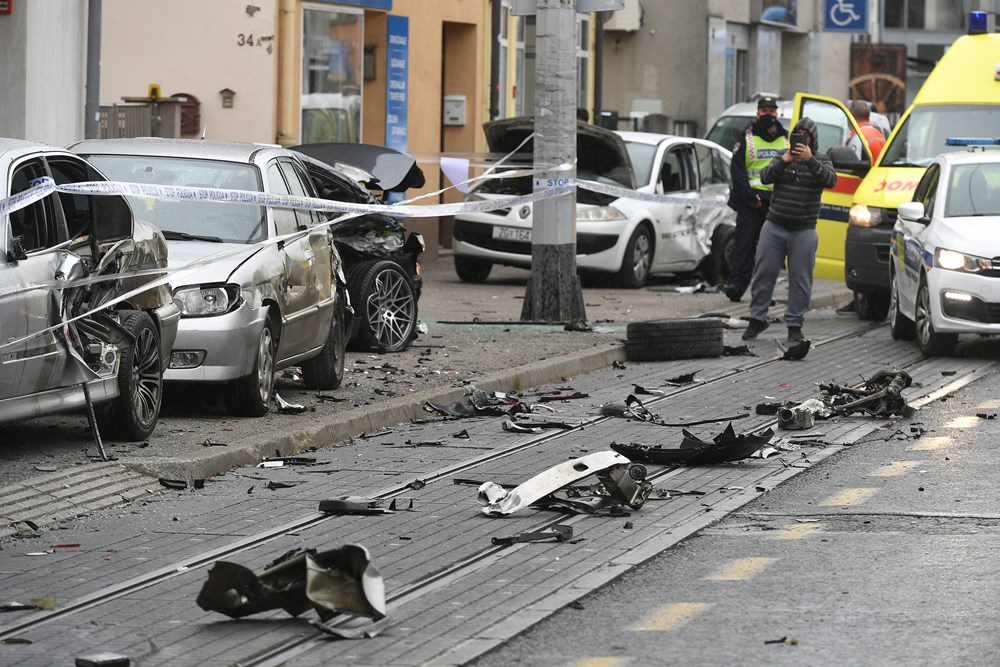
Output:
[723, 95, 788, 302]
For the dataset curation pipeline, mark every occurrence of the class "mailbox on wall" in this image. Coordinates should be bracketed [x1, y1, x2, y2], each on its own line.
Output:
[443, 95, 466, 126]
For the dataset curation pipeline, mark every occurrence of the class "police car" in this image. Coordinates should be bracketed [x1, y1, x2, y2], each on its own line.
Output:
[888, 145, 1000, 356]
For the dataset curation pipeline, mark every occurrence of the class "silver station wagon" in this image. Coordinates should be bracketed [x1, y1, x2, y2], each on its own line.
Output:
[0, 138, 179, 440]
[72, 138, 351, 417]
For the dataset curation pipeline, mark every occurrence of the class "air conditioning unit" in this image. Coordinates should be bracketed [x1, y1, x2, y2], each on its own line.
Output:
[603, 0, 641, 32]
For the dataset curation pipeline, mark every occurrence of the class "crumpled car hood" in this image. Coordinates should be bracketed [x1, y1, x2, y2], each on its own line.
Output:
[291, 143, 426, 193]
[483, 116, 637, 190]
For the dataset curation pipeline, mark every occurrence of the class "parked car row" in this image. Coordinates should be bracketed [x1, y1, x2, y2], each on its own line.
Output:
[1, 137, 424, 439]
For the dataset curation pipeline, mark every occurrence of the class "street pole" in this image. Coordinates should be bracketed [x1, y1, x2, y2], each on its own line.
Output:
[521, 0, 587, 324]
[85, 0, 102, 140]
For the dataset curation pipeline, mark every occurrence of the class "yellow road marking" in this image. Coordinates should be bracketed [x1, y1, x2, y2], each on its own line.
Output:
[945, 416, 979, 429]
[631, 602, 711, 631]
[976, 399, 1000, 410]
[775, 523, 821, 540]
[872, 461, 920, 477]
[821, 487, 877, 507]
[911, 436, 952, 451]
[704, 557, 776, 581]
[573, 659, 632, 667]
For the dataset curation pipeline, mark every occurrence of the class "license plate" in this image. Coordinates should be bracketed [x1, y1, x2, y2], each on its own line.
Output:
[492, 226, 531, 242]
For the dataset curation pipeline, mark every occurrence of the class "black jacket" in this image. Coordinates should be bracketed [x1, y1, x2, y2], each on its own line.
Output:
[727, 117, 787, 213]
[760, 118, 837, 231]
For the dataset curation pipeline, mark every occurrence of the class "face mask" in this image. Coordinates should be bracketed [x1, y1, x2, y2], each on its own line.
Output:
[758, 114, 777, 129]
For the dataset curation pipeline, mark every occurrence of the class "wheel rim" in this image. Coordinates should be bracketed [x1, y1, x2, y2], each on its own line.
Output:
[916, 284, 933, 347]
[889, 271, 901, 326]
[366, 269, 415, 349]
[632, 233, 651, 282]
[256, 327, 275, 405]
[131, 326, 162, 428]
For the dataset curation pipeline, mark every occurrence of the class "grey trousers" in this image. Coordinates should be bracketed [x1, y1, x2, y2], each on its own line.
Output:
[748, 221, 818, 328]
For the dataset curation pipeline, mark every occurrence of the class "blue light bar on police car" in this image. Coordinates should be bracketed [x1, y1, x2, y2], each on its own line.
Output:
[945, 138, 1000, 146]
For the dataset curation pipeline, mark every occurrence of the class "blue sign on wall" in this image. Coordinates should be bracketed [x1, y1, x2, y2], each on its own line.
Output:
[385, 15, 408, 154]
[823, 0, 867, 33]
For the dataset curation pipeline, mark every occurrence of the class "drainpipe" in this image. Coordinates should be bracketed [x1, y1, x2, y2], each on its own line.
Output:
[85, 0, 102, 139]
[276, 0, 298, 145]
[489, 0, 501, 119]
[593, 10, 604, 121]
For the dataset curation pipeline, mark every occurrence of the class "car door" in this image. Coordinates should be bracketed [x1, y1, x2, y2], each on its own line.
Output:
[2, 156, 75, 398]
[692, 141, 736, 258]
[650, 143, 702, 268]
[266, 158, 332, 357]
[894, 164, 941, 318]
[790, 93, 872, 281]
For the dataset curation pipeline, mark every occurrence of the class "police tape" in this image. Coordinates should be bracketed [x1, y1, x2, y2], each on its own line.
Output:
[576, 179, 729, 208]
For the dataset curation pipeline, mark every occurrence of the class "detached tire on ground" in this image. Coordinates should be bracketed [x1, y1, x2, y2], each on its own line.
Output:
[625, 318, 724, 361]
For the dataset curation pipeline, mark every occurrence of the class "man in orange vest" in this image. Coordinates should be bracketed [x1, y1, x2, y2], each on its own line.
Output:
[846, 100, 886, 164]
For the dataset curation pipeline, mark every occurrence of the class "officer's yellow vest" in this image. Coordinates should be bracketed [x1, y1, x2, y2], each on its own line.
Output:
[745, 129, 787, 192]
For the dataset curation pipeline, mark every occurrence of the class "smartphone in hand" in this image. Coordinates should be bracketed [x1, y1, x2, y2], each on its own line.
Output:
[790, 133, 807, 152]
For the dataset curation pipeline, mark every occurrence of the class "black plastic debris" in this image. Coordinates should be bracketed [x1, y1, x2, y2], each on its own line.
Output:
[0, 602, 37, 613]
[612, 360, 626, 370]
[319, 497, 393, 515]
[632, 384, 666, 396]
[196, 545, 386, 627]
[777, 338, 811, 361]
[266, 481, 300, 490]
[537, 391, 589, 403]
[664, 370, 700, 385]
[564, 321, 592, 332]
[723, 345, 757, 357]
[610, 423, 774, 465]
[201, 439, 227, 447]
[159, 479, 187, 490]
[275, 393, 307, 414]
[315, 393, 348, 403]
[755, 401, 787, 415]
[452, 429, 471, 439]
[492, 524, 573, 547]
[75, 654, 130, 667]
[406, 478, 426, 490]
[621, 394, 748, 427]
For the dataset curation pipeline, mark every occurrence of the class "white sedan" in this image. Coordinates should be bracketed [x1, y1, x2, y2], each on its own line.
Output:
[889, 148, 1000, 355]
[452, 118, 736, 288]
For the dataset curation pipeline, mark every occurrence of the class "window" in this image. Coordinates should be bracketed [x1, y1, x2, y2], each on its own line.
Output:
[48, 157, 99, 243]
[267, 162, 299, 236]
[884, 0, 963, 30]
[301, 5, 363, 143]
[277, 160, 317, 227]
[9, 160, 58, 253]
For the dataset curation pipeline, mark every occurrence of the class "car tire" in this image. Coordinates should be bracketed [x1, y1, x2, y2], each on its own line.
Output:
[888, 268, 915, 341]
[225, 314, 276, 417]
[616, 225, 653, 289]
[699, 224, 735, 286]
[347, 259, 417, 353]
[854, 290, 889, 321]
[97, 310, 162, 441]
[301, 290, 347, 390]
[454, 256, 492, 283]
[625, 318, 724, 361]
[915, 278, 957, 356]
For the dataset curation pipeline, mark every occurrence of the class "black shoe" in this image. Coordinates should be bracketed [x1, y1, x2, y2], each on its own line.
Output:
[788, 326, 804, 341]
[742, 318, 769, 341]
[724, 285, 742, 303]
[836, 301, 856, 315]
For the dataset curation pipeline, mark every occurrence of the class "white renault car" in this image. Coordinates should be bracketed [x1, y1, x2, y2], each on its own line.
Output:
[452, 117, 736, 288]
[889, 148, 1000, 356]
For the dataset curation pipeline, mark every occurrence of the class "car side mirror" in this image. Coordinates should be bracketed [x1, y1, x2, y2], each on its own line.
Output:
[896, 201, 928, 224]
[827, 146, 870, 177]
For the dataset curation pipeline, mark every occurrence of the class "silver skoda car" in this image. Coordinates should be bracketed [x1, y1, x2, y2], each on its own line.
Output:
[72, 138, 351, 417]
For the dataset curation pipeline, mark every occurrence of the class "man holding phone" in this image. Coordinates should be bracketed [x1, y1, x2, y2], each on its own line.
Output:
[741, 117, 837, 342]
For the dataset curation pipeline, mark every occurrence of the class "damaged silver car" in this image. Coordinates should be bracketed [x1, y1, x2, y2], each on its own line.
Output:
[72, 138, 351, 417]
[0, 139, 179, 440]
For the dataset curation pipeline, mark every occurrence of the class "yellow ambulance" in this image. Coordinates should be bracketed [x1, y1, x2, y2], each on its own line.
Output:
[790, 11, 1000, 320]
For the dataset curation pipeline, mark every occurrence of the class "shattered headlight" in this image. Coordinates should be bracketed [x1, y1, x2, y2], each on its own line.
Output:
[577, 206, 627, 222]
[935, 247, 992, 273]
[173, 284, 241, 317]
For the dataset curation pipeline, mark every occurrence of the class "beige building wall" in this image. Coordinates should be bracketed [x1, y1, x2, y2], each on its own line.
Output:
[100, 0, 278, 142]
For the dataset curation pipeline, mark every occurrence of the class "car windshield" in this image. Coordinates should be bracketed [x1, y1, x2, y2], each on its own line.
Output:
[945, 162, 1000, 217]
[705, 116, 751, 151]
[880, 105, 1000, 168]
[624, 141, 658, 186]
[85, 155, 267, 244]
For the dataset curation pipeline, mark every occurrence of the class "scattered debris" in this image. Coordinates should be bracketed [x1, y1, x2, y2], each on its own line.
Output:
[315, 393, 348, 403]
[0, 602, 37, 613]
[502, 420, 541, 434]
[537, 391, 589, 403]
[778, 406, 815, 430]
[491, 524, 573, 546]
[723, 345, 757, 357]
[319, 497, 395, 515]
[196, 545, 387, 636]
[74, 653, 131, 667]
[777, 338, 811, 361]
[977, 413, 996, 420]
[820, 370, 914, 417]
[664, 371, 700, 385]
[32, 465, 58, 473]
[612, 360, 626, 370]
[632, 384, 667, 396]
[258, 456, 318, 468]
[451, 429, 471, 439]
[201, 439, 227, 447]
[764, 636, 799, 645]
[275, 393, 307, 414]
[266, 481, 300, 490]
[158, 478, 205, 490]
[610, 423, 774, 465]
[478, 451, 652, 516]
